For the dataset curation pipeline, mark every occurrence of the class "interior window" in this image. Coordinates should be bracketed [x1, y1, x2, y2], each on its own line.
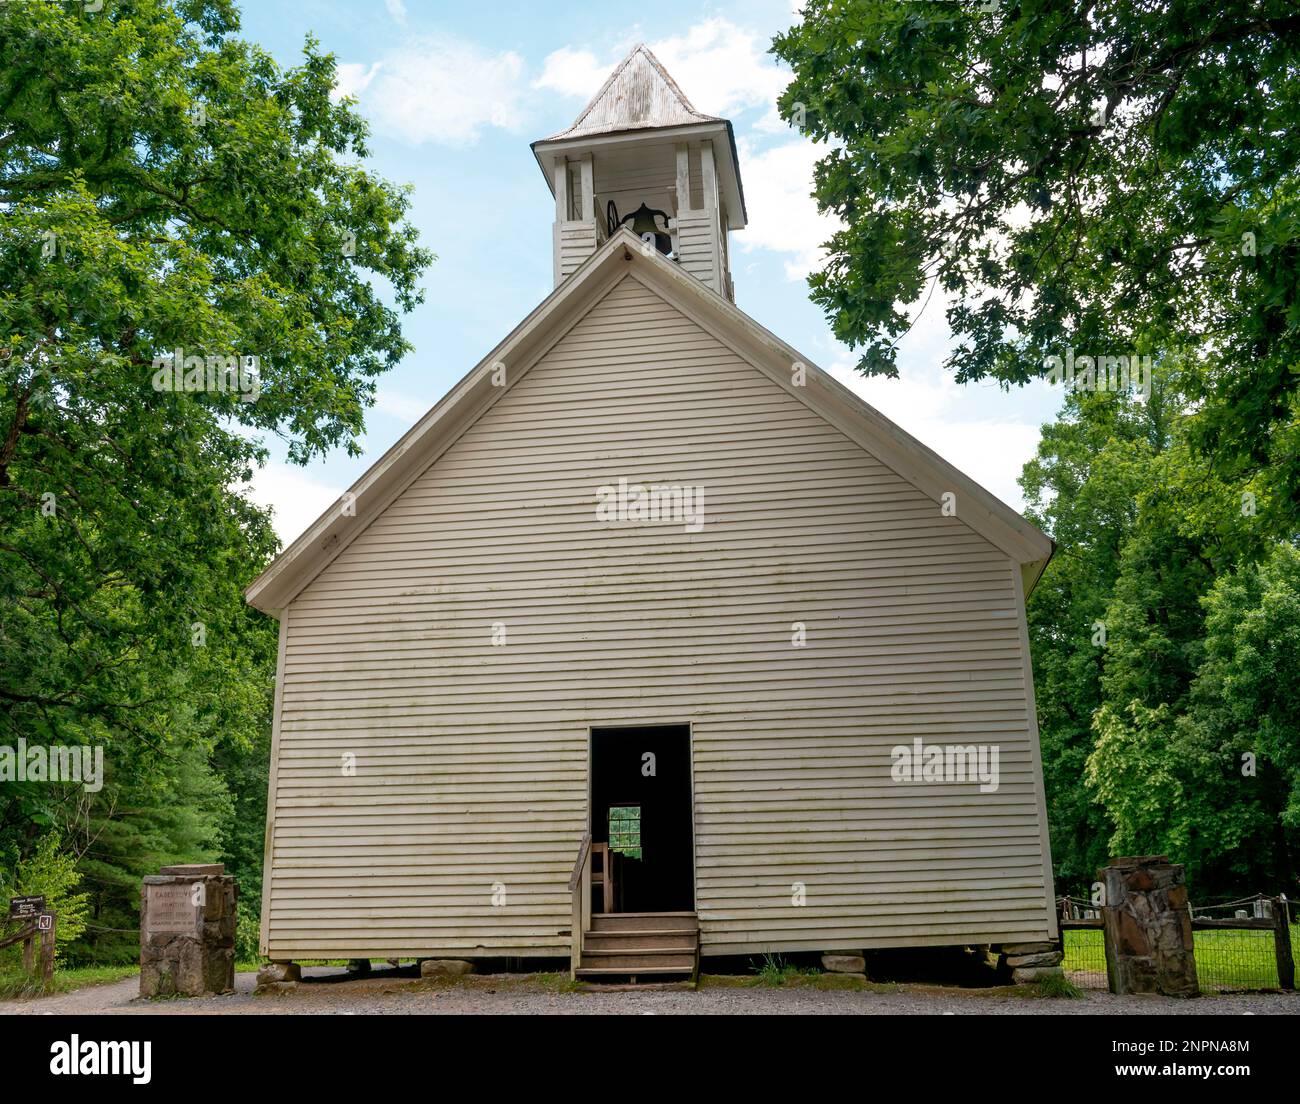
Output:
[608, 805, 642, 860]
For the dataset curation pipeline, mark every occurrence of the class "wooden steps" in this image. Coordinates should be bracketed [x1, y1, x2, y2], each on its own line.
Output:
[575, 911, 698, 986]
[590, 911, 697, 932]
[583, 930, 696, 951]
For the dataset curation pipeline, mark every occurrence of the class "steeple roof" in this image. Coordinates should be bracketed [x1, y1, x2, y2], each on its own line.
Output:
[543, 43, 722, 141]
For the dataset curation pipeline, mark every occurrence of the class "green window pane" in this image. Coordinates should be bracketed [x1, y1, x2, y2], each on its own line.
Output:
[608, 805, 642, 860]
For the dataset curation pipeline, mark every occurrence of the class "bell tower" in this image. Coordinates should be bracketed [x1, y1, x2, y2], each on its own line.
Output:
[531, 44, 747, 300]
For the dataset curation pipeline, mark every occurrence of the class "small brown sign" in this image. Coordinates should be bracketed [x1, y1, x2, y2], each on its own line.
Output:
[144, 883, 198, 935]
[8, 895, 44, 920]
[36, 913, 53, 932]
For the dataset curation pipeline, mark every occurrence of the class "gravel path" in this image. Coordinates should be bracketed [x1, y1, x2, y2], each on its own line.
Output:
[5, 968, 1300, 1015]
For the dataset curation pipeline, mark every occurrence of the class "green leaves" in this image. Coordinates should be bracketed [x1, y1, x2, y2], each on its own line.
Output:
[774, 1, 1300, 892]
[0, 834, 90, 963]
[0, 0, 432, 953]
[1021, 361, 1299, 892]
[1086, 546, 1300, 886]
[774, 0, 1300, 521]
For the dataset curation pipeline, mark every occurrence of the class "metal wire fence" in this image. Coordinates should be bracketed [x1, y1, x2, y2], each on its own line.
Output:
[1057, 892, 1295, 993]
[1190, 894, 1293, 993]
[1058, 896, 1107, 989]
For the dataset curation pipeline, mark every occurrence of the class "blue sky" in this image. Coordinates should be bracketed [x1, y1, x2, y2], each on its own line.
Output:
[237, 0, 1063, 544]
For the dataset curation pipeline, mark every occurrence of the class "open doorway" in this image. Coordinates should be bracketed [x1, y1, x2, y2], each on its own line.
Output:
[590, 725, 694, 914]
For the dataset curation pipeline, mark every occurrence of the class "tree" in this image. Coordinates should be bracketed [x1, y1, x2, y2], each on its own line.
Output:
[0, 0, 431, 950]
[58, 743, 232, 963]
[1101, 541, 1300, 890]
[772, 0, 1300, 523]
[1018, 383, 1158, 888]
[1019, 352, 1294, 893]
[1086, 537, 1300, 892]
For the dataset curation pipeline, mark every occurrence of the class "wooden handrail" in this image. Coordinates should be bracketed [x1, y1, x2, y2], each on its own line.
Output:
[568, 832, 593, 893]
[569, 832, 593, 979]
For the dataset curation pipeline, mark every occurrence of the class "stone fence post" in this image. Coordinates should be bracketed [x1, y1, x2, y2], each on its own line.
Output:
[1099, 855, 1198, 997]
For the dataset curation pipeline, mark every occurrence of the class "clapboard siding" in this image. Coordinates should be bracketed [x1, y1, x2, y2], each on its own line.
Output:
[555, 219, 598, 279]
[265, 274, 1054, 959]
[675, 209, 719, 291]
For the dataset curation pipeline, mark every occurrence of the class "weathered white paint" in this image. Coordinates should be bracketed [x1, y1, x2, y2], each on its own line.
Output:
[258, 273, 1057, 960]
[542, 43, 721, 141]
[675, 209, 720, 292]
[556, 220, 598, 281]
[247, 231, 1052, 620]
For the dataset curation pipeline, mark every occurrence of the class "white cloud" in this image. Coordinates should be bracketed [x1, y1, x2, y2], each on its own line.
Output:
[333, 61, 381, 102]
[241, 465, 345, 547]
[374, 387, 428, 424]
[735, 138, 842, 279]
[340, 36, 528, 145]
[339, 17, 794, 149]
[646, 19, 788, 120]
[826, 354, 1040, 512]
[535, 19, 789, 122]
[817, 282, 1044, 512]
[534, 46, 609, 98]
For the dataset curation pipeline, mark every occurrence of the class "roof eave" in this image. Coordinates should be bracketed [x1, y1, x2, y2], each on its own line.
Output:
[612, 252, 1054, 570]
[247, 228, 1052, 612]
[244, 232, 642, 613]
[530, 120, 747, 229]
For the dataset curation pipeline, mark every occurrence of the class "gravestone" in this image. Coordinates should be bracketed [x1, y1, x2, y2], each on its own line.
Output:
[139, 864, 236, 997]
[1099, 855, 1198, 997]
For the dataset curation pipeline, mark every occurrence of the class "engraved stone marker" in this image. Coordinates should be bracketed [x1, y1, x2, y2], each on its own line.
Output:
[139, 864, 236, 997]
[144, 882, 198, 935]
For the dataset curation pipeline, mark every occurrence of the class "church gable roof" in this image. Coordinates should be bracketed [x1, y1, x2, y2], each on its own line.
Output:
[245, 228, 1053, 613]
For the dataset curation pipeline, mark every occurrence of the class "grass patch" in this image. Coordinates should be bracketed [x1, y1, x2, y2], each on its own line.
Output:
[698, 973, 752, 989]
[0, 964, 138, 1001]
[530, 971, 584, 992]
[1034, 973, 1083, 999]
[751, 953, 824, 987]
[697, 956, 890, 993]
[411, 971, 583, 993]
[1061, 929, 1108, 987]
[754, 953, 796, 986]
[801, 971, 870, 991]
[1191, 925, 1297, 991]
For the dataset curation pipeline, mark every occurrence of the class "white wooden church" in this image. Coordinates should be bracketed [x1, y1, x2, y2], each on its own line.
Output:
[245, 45, 1059, 982]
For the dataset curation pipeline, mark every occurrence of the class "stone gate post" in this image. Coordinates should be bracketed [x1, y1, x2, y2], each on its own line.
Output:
[1099, 855, 1198, 997]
